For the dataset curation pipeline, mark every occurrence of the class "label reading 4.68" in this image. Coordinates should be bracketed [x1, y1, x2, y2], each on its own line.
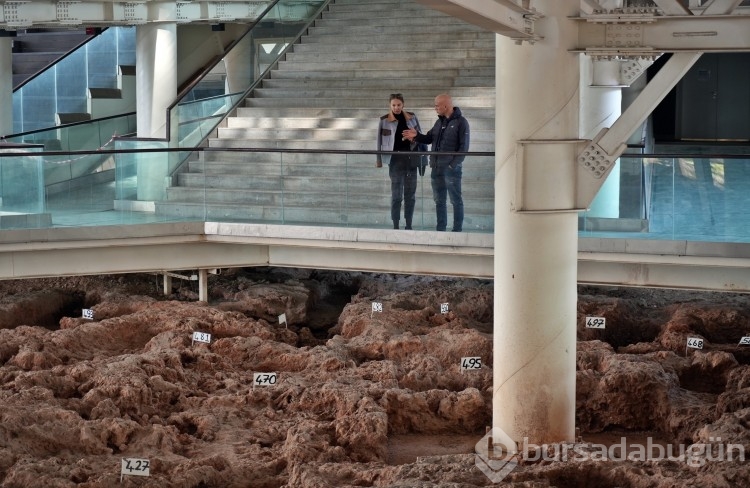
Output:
[687, 337, 704, 349]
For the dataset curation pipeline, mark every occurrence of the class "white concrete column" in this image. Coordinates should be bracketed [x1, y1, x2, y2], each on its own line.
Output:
[136, 22, 177, 138]
[0, 37, 13, 137]
[135, 20, 177, 201]
[224, 33, 253, 93]
[581, 58, 622, 218]
[493, 0, 580, 449]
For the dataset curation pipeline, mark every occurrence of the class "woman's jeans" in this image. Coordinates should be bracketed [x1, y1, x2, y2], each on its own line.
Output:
[389, 154, 417, 228]
[431, 163, 463, 232]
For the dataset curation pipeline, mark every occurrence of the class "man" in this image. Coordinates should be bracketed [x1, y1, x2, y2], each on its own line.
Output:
[403, 93, 470, 232]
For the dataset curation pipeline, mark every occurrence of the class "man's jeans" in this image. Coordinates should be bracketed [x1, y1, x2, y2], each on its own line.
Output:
[431, 163, 463, 232]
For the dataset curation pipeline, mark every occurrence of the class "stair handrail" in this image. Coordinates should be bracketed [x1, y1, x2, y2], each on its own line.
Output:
[12, 28, 104, 92]
[164, 0, 334, 153]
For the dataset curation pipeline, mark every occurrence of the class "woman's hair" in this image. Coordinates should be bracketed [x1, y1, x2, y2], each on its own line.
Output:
[389, 93, 404, 103]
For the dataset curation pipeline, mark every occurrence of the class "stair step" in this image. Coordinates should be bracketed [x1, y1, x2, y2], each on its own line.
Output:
[224, 117, 496, 132]
[164, 186, 493, 211]
[196, 151, 495, 166]
[275, 58, 494, 71]
[306, 23, 482, 37]
[215, 127, 496, 143]
[292, 39, 494, 53]
[207, 138, 495, 152]
[313, 16, 486, 29]
[243, 96, 495, 109]
[261, 77, 495, 89]
[233, 107, 496, 120]
[251, 87, 495, 99]
[302, 31, 490, 44]
[269, 67, 495, 80]
[285, 49, 492, 63]
[186, 161, 495, 178]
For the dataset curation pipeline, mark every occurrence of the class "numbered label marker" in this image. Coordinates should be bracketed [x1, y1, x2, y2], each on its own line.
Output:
[687, 337, 704, 350]
[253, 372, 277, 387]
[121, 458, 150, 480]
[460, 357, 482, 372]
[371, 302, 383, 317]
[191, 331, 211, 345]
[278, 313, 287, 328]
[440, 303, 449, 315]
[585, 316, 606, 329]
[82, 309, 94, 320]
[739, 337, 750, 345]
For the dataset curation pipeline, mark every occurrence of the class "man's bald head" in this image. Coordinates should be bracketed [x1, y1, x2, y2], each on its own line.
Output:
[434, 93, 454, 118]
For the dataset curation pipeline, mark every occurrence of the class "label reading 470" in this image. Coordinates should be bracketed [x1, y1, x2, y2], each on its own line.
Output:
[121, 458, 150, 477]
[460, 357, 482, 371]
[253, 372, 277, 386]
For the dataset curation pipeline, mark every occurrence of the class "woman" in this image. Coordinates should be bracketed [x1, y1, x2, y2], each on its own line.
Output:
[376, 93, 423, 230]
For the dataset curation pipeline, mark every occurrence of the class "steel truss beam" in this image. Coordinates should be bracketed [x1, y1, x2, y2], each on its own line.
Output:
[415, 0, 543, 43]
[0, 0, 316, 29]
[575, 9, 750, 59]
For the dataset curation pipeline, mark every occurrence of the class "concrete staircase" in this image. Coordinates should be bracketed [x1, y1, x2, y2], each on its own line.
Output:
[157, 0, 496, 231]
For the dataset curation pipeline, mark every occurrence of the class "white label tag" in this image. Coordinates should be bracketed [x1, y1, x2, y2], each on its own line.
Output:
[585, 316, 606, 329]
[739, 336, 750, 345]
[460, 357, 482, 371]
[371, 302, 383, 317]
[440, 303, 449, 314]
[192, 331, 211, 344]
[253, 372, 277, 386]
[82, 309, 94, 320]
[121, 458, 149, 477]
[278, 313, 287, 326]
[687, 337, 704, 349]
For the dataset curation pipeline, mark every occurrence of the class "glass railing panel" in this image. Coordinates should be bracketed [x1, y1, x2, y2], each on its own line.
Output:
[578, 154, 750, 244]
[0, 150, 45, 222]
[2, 146, 491, 232]
[4, 114, 136, 150]
[12, 27, 134, 134]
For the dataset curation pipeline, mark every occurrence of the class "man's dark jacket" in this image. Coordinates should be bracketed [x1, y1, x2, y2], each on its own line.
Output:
[415, 106, 470, 169]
